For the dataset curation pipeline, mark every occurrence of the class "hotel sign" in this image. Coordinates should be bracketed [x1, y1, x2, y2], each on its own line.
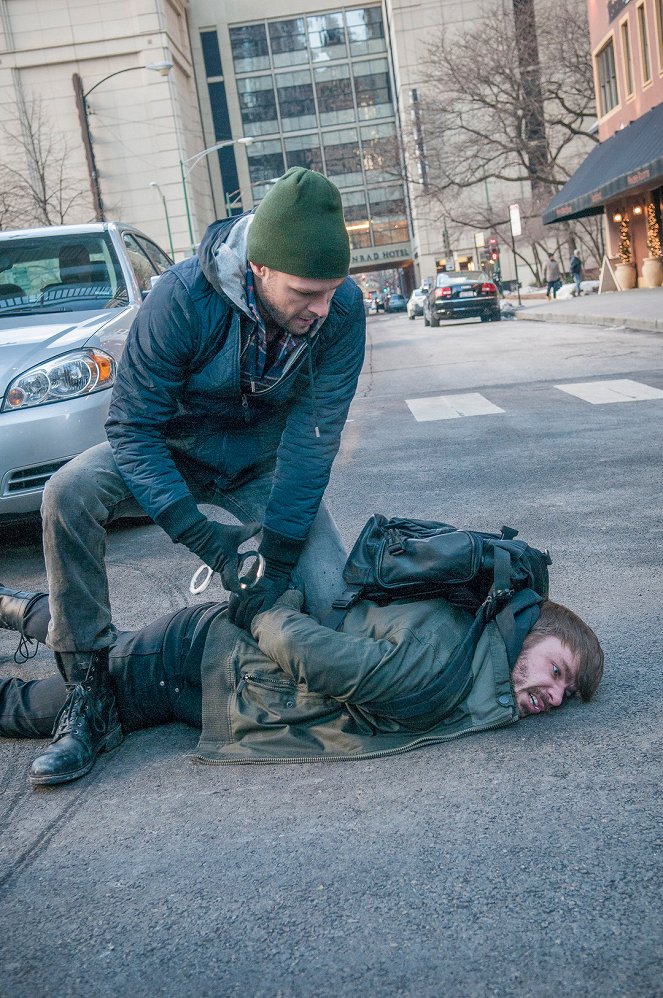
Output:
[350, 242, 412, 268]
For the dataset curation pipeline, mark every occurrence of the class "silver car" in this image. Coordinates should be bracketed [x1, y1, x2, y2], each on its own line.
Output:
[0, 222, 173, 523]
[407, 287, 427, 319]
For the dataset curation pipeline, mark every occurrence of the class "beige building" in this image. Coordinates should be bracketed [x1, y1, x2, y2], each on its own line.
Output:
[0, 0, 589, 288]
[0, 0, 212, 257]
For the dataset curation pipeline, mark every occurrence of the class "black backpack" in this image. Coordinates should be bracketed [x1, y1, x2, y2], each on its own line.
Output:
[324, 516, 552, 723]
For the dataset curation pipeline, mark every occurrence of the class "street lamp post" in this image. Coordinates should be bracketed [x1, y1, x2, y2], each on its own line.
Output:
[224, 177, 279, 218]
[149, 181, 175, 260]
[72, 61, 173, 222]
[179, 137, 253, 252]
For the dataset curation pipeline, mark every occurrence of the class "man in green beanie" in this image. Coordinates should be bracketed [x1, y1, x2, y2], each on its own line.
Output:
[27, 167, 366, 787]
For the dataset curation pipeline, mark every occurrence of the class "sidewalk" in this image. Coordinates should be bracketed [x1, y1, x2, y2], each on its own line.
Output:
[512, 286, 663, 332]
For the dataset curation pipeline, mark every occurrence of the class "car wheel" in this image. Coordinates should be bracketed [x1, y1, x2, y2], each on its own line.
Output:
[423, 314, 430, 326]
[430, 315, 439, 327]
[491, 312, 502, 322]
[480, 315, 490, 323]
[409, 312, 415, 320]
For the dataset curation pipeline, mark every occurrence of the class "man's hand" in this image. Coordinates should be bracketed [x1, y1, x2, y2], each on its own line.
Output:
[178, 519, 260, 592]
[228, 559, 292, 630]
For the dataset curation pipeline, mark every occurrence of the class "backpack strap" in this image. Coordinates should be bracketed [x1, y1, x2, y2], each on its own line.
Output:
[320, 587, 362, 630]
[494, 588, 543, 667]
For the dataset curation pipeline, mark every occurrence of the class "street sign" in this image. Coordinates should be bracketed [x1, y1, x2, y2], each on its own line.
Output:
[474, 231, 485, 248]
[509, 203, 522, 238]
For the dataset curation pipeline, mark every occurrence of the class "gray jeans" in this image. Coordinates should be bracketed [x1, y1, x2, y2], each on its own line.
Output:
[41, 441, 348, 653]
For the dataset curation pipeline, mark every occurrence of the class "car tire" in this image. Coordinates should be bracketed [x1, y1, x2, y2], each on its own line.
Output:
[480, 315, 490, 323]
[423, 314, 430, 326]
[491, 312, 502, 322]
[430, 315, 439, 327]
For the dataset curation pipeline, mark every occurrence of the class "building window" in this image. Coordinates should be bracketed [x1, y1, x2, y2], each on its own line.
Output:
[361, 123, 400, 183]
[345, 7, 386, 56]
[207, 81, 232, 140]
[247, 139, 285, 188]
[315, 64, 355, 126]
[307, 12, 347, 62]
[621, 20, 635, 96]
[284, 133, 323, 173]
[637, 3, 652, 82]
[353, 58, 392, 120]
[229, 24, 270, 73]
[343, 190, 371, 249]
[236, 76, 278, 135]
[276, 70, 316, 132]
[269, 19, 309, 67]
[368, 186, 408, 246]
[596, 38, 619, 115]
[656, 0, 663, 68]
[322, 128, 363, 187]
[200, 30, 223, 78]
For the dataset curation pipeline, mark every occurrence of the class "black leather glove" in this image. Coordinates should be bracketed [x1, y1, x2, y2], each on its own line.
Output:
[228, 558, 292, 631]
[178, 518, 260, 593]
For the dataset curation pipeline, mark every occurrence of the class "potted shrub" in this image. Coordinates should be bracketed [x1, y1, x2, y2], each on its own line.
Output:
[642, 202, 663, 288]
[614, 214, 636, 290]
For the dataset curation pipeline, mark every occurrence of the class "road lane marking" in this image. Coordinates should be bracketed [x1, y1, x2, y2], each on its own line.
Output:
[406, 393, 505, 421]
[555, 379, 663, 404]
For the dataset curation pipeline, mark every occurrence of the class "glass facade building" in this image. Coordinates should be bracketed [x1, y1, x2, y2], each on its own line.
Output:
[206, 5, 410, 265]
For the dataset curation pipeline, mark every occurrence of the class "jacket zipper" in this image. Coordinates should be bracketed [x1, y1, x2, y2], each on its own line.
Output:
[238, 338, 310, 423]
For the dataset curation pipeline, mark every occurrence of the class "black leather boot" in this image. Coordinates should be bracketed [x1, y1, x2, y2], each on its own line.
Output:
[0, 584, 47, 632]
[29, 649, 123, 787]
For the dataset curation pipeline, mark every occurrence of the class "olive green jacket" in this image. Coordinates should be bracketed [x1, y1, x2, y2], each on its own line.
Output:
[193, 593, 520, 766]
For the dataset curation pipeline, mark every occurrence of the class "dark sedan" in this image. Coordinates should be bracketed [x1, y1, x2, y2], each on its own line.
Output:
[423, 271, 501, 326]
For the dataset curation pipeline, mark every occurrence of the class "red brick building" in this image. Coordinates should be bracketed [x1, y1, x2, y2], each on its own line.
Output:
[544, 0, 663, 287]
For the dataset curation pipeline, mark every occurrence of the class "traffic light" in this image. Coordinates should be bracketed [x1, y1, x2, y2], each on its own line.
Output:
[488, 236, 499, 262]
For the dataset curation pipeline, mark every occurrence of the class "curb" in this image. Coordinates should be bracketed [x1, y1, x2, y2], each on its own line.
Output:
[514, 309, 663, 333]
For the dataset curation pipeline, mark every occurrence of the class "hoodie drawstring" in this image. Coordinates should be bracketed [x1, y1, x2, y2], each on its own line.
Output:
[306, 337, 320, 438]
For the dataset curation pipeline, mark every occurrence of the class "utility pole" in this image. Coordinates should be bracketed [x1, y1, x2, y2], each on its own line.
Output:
[72, 73, 104, 221]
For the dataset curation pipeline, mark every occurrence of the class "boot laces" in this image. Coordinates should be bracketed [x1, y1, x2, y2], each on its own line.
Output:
[52, 680, 108, 739]
[14, 634, 40, 665]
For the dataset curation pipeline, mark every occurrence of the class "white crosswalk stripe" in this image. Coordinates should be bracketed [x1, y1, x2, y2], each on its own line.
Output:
[404, 379, 663, 422]
[406, 393, 505, 421]
[554, 379, 663, 404]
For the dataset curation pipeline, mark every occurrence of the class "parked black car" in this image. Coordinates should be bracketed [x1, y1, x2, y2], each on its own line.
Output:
[386, 292, 407, 313]
[423, 271, 501, 326]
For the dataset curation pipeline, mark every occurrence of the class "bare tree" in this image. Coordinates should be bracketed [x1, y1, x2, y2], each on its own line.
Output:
[0, 89, 89, 229]
[410, 0, 603, 282]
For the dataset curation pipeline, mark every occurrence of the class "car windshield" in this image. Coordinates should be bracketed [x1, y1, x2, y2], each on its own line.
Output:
[0, 233, 129, 318]
[436, 271, 487, 285]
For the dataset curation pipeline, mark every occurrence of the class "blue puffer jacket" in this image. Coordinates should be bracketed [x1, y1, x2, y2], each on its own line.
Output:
[106, 214, 366, 556]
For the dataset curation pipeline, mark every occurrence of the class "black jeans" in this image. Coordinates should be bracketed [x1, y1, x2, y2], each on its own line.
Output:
[0, 596, 221, 739]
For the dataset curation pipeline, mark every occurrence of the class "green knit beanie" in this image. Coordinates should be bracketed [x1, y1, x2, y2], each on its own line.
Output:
[247, 167, 350, 279]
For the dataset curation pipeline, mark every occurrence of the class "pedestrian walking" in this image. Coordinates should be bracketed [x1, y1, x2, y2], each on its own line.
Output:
[32, 167, 366, 786]
[570, 249, 583, 296]
[544, 254, 562, 300]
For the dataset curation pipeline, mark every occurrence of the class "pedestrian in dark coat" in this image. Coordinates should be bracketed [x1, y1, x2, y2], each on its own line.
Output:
[570, 249, 583, 296]
[33, 167, 366, 786]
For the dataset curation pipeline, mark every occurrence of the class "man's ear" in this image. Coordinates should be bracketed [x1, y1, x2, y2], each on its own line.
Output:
[249, 261, 267, 279]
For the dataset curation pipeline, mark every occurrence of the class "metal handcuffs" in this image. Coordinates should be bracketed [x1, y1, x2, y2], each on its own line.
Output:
[189, 550, 265, 595]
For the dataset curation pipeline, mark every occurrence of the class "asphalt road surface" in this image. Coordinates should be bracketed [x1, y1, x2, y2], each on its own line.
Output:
[1, 313, 662, 997]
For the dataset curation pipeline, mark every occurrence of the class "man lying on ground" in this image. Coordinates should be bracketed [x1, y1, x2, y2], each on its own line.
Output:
[0, 575, 603, 784]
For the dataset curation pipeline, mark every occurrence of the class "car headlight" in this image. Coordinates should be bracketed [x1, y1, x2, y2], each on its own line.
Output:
[2, 349, 116, 412]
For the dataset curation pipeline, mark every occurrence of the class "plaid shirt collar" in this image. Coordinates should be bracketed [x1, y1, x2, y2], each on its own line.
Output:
[242, 268, 298, 390]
